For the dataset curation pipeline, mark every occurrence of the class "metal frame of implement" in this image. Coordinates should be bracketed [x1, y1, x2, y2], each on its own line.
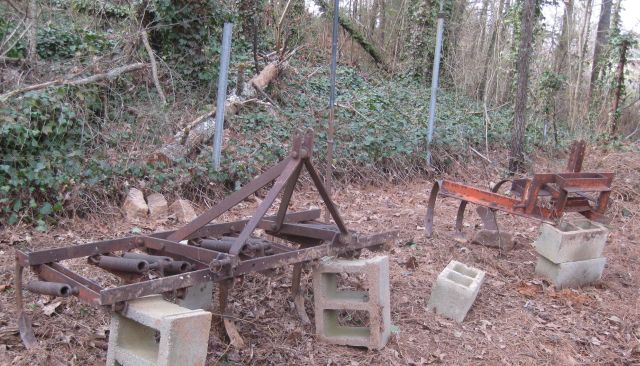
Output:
[14, 128, 398, 348]
[424, 141, 614, 237]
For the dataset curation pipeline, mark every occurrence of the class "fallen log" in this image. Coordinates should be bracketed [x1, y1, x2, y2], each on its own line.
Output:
[150, 61, 281, 164]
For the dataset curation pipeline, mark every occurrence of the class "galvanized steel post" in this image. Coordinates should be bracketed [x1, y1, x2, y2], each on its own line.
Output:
[213, 23, 234, 171]
[325, 0, 340, 221]
[426, 2, 445, 165]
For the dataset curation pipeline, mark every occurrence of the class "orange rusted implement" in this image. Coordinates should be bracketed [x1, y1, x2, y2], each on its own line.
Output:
[425, 141, 614, 237]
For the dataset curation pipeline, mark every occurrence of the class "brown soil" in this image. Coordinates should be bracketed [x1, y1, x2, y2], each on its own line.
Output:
[1, 146, 639, 365]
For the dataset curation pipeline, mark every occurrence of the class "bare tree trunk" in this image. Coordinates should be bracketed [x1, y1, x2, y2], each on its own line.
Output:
[469, 0, 489, 60]
[379, 0, 386, 44]
[553, 0, 573, 74]
[589, 0, 612, 100]
[478, 0, 489, 55]
[570, 0, 593, 126]
[479, 0, 504, 101]
[610, 39, 629, 135]
[26, 0, 37, 66]
[369, 0, 379, 38]
[509, 0, 536, 174]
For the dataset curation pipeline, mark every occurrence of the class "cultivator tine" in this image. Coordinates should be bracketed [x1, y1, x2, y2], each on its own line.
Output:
[291, 263, 310, 324]
[476, 207, 498, 230]
[13, 128, 399, 350]
[15, 262, 37, 349]
[566, 140, 586, 173]
[218, 278, 245, 348]
[454, 200, 468, 241]
[424, 180, 441, 238]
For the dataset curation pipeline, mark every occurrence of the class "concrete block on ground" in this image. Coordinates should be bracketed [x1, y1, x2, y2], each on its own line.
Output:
[176, 282, 214, 311]
[147, 193, 169, 220]
[471, 229, 515, 250]
[123, 188, 148, 220]
[313, 256, 391, 350]
[535, 219, 608, 263]
[170, 200, 197, 223]
[427, 260, 485, 323]
[106, 295, 212, 366]
[535, 255, 606, 289]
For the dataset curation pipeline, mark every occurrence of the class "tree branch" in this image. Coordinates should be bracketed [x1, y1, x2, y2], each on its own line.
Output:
[0, 63, 148, 101]
[141, 30, 167, 104]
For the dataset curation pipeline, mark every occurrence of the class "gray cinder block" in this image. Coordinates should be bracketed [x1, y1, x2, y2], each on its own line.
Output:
[535, 219, 608, 263]
[535, 255, 606, 289]
[106, 295, 212, 366]
[313, 256, 391, 350]
[176, 282, 214, 311]
[427, 260, 485, 323]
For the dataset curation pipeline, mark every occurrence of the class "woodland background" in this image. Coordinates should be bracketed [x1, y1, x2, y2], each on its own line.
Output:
[0, 0, 638, 229]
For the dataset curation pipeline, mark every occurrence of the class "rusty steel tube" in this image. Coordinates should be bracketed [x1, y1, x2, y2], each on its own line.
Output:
[123, 252, 173, 264]
[91, 255, 149, 273]
[163, 261, 192, 274]
[198, 239, 233, 253]
[26, 280, 77, 297]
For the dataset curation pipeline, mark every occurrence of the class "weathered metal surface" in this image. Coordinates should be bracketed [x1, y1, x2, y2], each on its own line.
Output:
[26, 280, 77, 297]
[425, 140, 614, 238]
[89, 255, 149, 274]
[14, 128, 397, 349]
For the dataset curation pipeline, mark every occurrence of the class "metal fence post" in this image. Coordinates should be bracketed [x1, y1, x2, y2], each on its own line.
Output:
[325, 0, 340, 221]
[426, 2, 445, 165]
[213, 23, 234, 171]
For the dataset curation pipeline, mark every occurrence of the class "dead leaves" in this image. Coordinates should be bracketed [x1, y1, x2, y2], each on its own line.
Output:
[514, 281, 592, 306]
[42, 301, 62, 316]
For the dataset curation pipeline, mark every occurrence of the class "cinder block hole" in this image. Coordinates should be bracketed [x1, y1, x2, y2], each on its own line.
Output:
[557, 222, 579, 232]
[573, 220, 597, 230]
[446, 270, 473, 287]
[336, 272, 368, 291]
[116, 317, 160, 362]
[452, 263, 478, 278]
[324, 309, 371, 338]
[322, 273, 369, 302]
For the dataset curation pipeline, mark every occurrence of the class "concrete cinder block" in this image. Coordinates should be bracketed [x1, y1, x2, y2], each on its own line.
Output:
[535, 219, 608, 263]
[427, 260, 485, 323]
[313, 256, 391, 350]
[107, 295, 212, 366]
[535, 255, 606, 289]
[176, 282, 214, 311]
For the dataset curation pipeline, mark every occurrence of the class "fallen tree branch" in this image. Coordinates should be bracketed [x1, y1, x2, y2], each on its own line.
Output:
[252, 81, 280, 110]
[141, 30, 166, 104]
[151, 61, 282, 164]
[0, 63, 148, 101]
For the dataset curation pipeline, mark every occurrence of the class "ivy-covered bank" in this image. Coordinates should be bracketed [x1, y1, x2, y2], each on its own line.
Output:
[1, 62, 573, 229]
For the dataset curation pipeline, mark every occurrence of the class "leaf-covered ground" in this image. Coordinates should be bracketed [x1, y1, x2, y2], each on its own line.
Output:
[1, 143, 638, 365]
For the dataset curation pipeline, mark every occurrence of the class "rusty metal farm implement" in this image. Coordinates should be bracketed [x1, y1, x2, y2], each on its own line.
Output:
[425, 141, 614, 238]
[14, 129, 397, 347]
